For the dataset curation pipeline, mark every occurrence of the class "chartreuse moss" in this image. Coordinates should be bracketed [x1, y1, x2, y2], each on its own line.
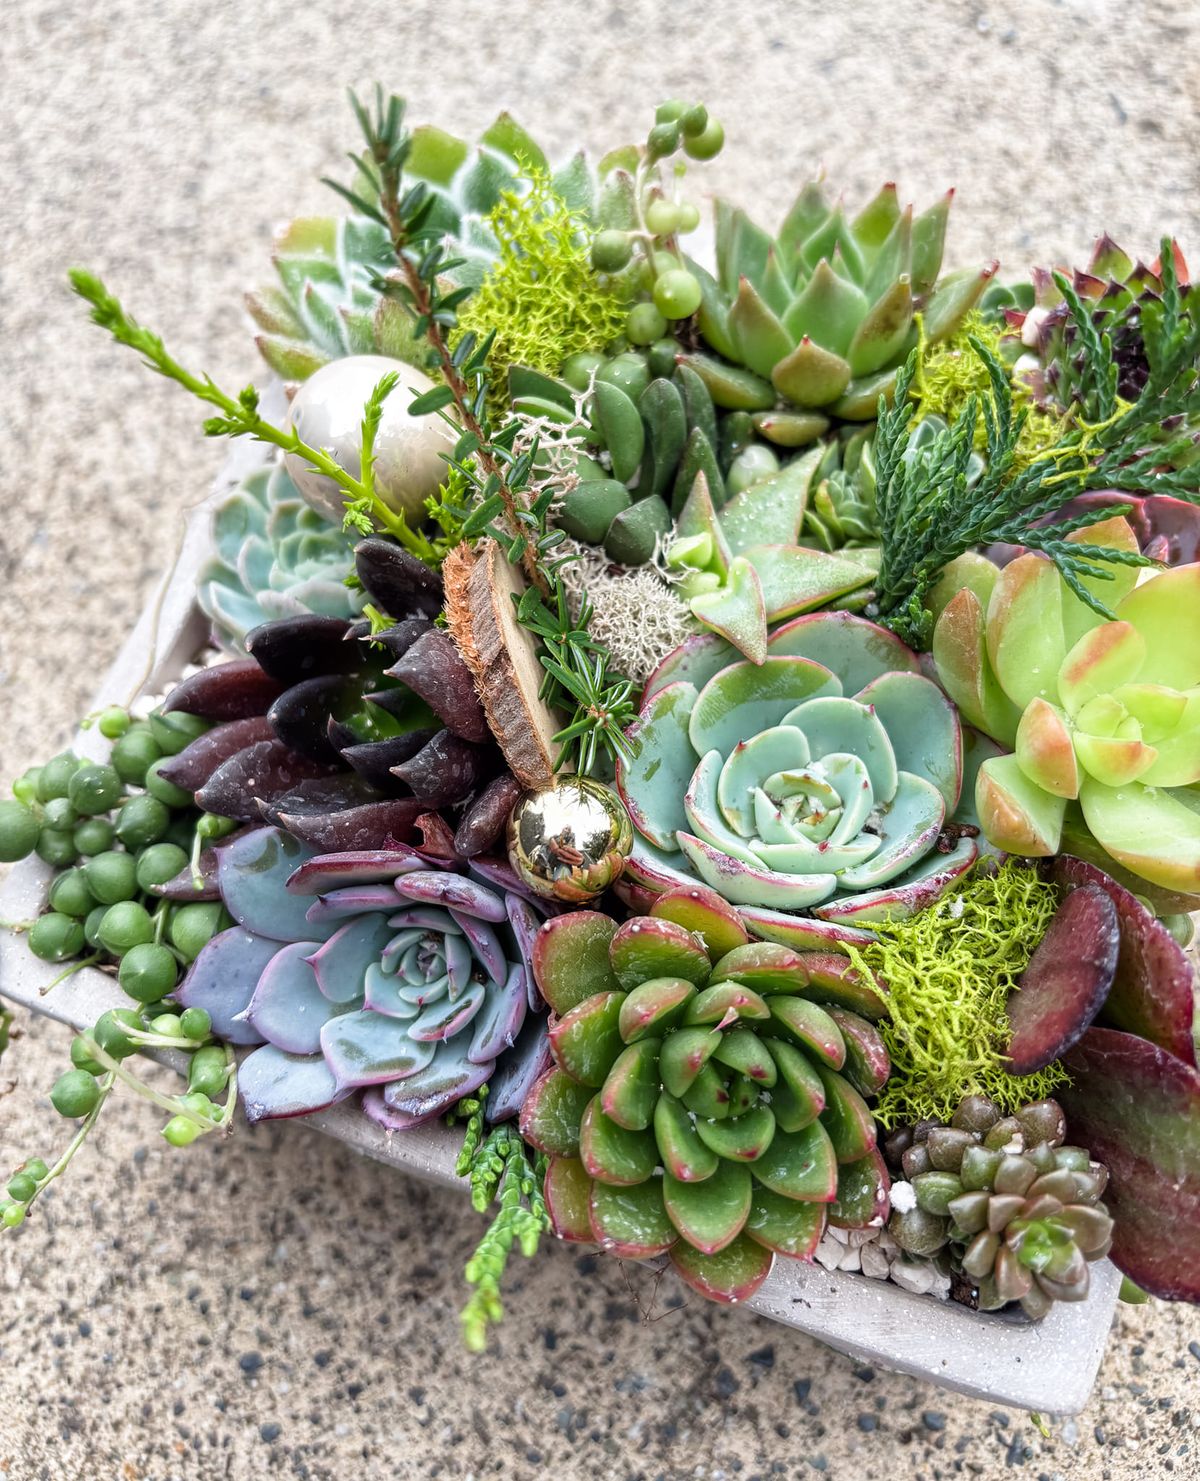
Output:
[453, 166, 629, 410]
[914, 311, 1062, 465]
[847, 861, 1069, 1129]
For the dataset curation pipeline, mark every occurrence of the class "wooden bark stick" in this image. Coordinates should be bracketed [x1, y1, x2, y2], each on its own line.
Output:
[443, 540, 564, 789]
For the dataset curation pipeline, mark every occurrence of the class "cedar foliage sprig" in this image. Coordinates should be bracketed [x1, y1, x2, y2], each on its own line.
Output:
[452, 1089, 550, 1352]
[331, 86, 637, 772]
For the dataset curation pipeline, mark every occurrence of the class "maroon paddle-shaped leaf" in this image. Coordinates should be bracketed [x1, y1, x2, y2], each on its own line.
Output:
[354, 537, 444, 617]
[454, 772, 523, 858]
[338, 730, 439, 791]
[268, 675, 359, 762]
[387, 629, 489, 742]
[267, 796, 426, 852]
[1060, 1027, 1200, 1302]
[195, 739, 338, 820]
[390, 730, 495, 808]
[1005, 883, 1119, 1074]
[162, 660, 284, 720]
[1055, 856, 1198, 1067]
[154, 716, 273, 792]
[245, 614, 358, 685]
[285, 847, 433, 895]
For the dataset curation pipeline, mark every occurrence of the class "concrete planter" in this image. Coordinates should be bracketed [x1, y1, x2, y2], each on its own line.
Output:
[0, 420, 1121, 1413]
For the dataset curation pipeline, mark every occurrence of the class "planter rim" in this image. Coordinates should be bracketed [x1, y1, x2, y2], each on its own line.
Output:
[0, 391, 1121, 1413]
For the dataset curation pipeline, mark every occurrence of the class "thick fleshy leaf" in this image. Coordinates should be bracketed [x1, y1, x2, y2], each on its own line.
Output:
[394, 870, 507, 921]
[1114, 562, 1200, 689]
[239, 1045, 343, 1124]
[354, 536, 444, 617]
[857, 670, 962, 810]
[1054, 856, 1197, 1066]
[338, 731, 439, 792]
[678, 831, 836, 910]
[653, 1091, 720, 1181]
[268, 796, 427, 853]
[609, 916, 711, 991]
[745, 1186, 826, 1256]
[305, 913, 396, 1004]
[245, 614, 357, 685]
[217, 827, 336, 943]
[811, 838, 977, 927]
[1005, 884, 1119, 1074]
[504, 895, 546, 1013]
[767, 997, 846, 1068]
[520, 1066, 594, 1156]
[162, 660, 284, 720]
[286, 846, 436, 895]
[751, 1120, 838, 1201]
[782, 695, 898, 804]
[245, 940, 338, 1053]
[826, 1009, 890, 1095]
[754, 544, 875, 623]
[685, 982, 770, 1026]
[739, 906, 876, 955]
[579, 1099, 659, 1186]
[709, 942, 809, 995]
[837, 771, 944, 889]
[616, 680, 698, 850]
[648, 886, 749, 962]
[664, 1160, 753, 1253]
[815, 1063, 877, 1162]
[543, 1157, 594, 1242]
[320, 1009, 435, 1089]
[642, 632, 736, 706]
[932, 588, 1021, 746]
[720, 447, 822, 554]
[589, 1178, 677, 1257]
[485, 1017, 553, 1122]
[1056, 620, 1147, 720]
[387, 628, 489, 742]
[1060, 1028, 1200, 1301]
[694, 1105, 776, 1162]
[390, 731, 494, 809]
[196, 739, 338, 820]
[380, 1039, 491, 1118]
[360, 1087, 442, 1132]
[976, 753, 1066, 856]
[268, 674, 357, 763]
[303, 885, 404, 924]
[454, 772, 524, 858]
[689, 657, 839, 760]
[670, 1232, 774, 1302]
[175, 927, 274, 1045]
[796, 953, 888, 1019]
[548, 992, 626, 1087]
[1014, 697, 1080, 798]
[618, 977, 697, 1043]
[986, 553, 1067, 709]
[154, 716, 274, 792]
[660, 1027, 721, 1098]
[468, 964, 527, 1063]
[690, 557, 769, 665]
[715, 725, 811, 835]
[532, 911, 622, 1015]
[768, 610, 919, 694]
[712, 1027, 777, 1086]
[828, 1148, 890, 1229]
[600, 1038, 661, 1130]
[1079, 776, 1200, 894]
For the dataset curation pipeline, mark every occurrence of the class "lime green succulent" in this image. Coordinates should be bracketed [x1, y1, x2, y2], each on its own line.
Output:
[686, 180, 996, 419]
[932, 515, 1200, 903]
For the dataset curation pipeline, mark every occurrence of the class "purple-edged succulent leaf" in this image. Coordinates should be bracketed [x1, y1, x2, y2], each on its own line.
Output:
[449, 908, 507, 985]
[744, 1187, 825, 1257]
[393, 870, 507, 922]
[504, 895, 545, 1011]
[245, 614, 358, 685]
[486, 1017, 553, 1122]
[1005, 883, 1119, 1074]
[642, 630, 736, 704]
[408, 981, 487, 1042]
[245, 940, 338, 1054]
[520, 1066, 594, 1156]
[380, 1039, 491, 1118]
[268, 796, 426, 851]
[154, 716, 274, 792]
[354, 536, 444, 618]
[239, 1044, 346, 1124]
[828, 1148, 890, 1229]
[387, 629, 489, 742]
[286, 847, 435, 895]
[195, 739, 339, 820]
[739, 904, 876, 954]
[306, 913, 396, 1004]
[361, 1086, 443, 1131]
[811, 838, 979, 925]
[467, 963, 528, 1063]
[468, 855, 558, 910]
[796, 952, 888, 1020]
[543, 1157, 594, 1242]
[175, 926, 275, 1044]
[648, 885, 749, 962]
[826, 1009, 890, 1095]
[589, 1179, 677, 1257]
[1055, 855, 1198, 1066]
[532, 912, 622, 1016]
[454, 772, 523, 858]
[669, 1232, 774, 1303]
[320, 1008, 437, 1089]
[389, 730, 495, 808]
[1060, 1027, 1200, 1302]
[162, 660, 284, 720]
[609, 916, 711, 991]
[217, 828, 338, 943]
[303, 885, 406, 924]
[267, 674, 361, 763]
[338, 731, 439, 791]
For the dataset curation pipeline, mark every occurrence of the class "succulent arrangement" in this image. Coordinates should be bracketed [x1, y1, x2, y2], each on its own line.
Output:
[1, 86, 1197, 1382]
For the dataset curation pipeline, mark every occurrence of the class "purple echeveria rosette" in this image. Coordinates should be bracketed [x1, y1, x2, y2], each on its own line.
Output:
[176, 826, 554, 1129]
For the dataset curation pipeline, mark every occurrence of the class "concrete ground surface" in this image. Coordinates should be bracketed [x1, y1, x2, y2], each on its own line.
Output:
[2, 2, 1199, 1477]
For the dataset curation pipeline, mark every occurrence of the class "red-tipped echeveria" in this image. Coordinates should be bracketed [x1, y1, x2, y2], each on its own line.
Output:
[176, 826, 553, 1128]
[617, 610, 974, 943]
[520, 888, 890, 1303]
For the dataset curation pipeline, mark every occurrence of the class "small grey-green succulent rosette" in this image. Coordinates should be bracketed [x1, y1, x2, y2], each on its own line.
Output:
[198, 460, 366, 652]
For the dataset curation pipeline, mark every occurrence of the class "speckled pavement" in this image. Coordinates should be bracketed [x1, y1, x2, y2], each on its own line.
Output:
[2, 3, 1199, 1477]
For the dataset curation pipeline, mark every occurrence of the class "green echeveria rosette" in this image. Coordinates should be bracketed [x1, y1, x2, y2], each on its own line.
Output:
[197, 460, 366, 652]
[616, 610, 976, 949]
[886, 1095, 1113, 1320]
[931, 515, 1200, 910]
[520, 888, 892, 1303]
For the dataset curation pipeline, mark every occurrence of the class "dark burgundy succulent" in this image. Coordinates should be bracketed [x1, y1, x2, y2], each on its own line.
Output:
[159, 539, 518, 855]
[987, 491, 1200, 569]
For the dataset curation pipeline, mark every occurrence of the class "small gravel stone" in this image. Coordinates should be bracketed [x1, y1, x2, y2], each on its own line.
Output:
[1188, 1341, 1200, 1364]
[259, 1423, 281, 1443]
[857, 1413, 878, 1432]
[923, 1410, 947, 1431]
[238, 1352, 263, 1376]
[793, 1379, 812, 1404]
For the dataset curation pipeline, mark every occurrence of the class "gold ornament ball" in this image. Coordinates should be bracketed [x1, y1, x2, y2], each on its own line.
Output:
[507, 778, 634, 903]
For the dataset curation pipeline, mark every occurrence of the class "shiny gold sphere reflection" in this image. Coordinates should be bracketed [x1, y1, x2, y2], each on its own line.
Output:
[506, 777, 634, 903]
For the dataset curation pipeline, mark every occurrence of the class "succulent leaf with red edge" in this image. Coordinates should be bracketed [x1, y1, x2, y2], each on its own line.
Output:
[521, 888, 889, 1304]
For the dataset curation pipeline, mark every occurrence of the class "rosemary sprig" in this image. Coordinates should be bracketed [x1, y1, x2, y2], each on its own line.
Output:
[332, 86, 638, 771]
[68, 271, 440, 563]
